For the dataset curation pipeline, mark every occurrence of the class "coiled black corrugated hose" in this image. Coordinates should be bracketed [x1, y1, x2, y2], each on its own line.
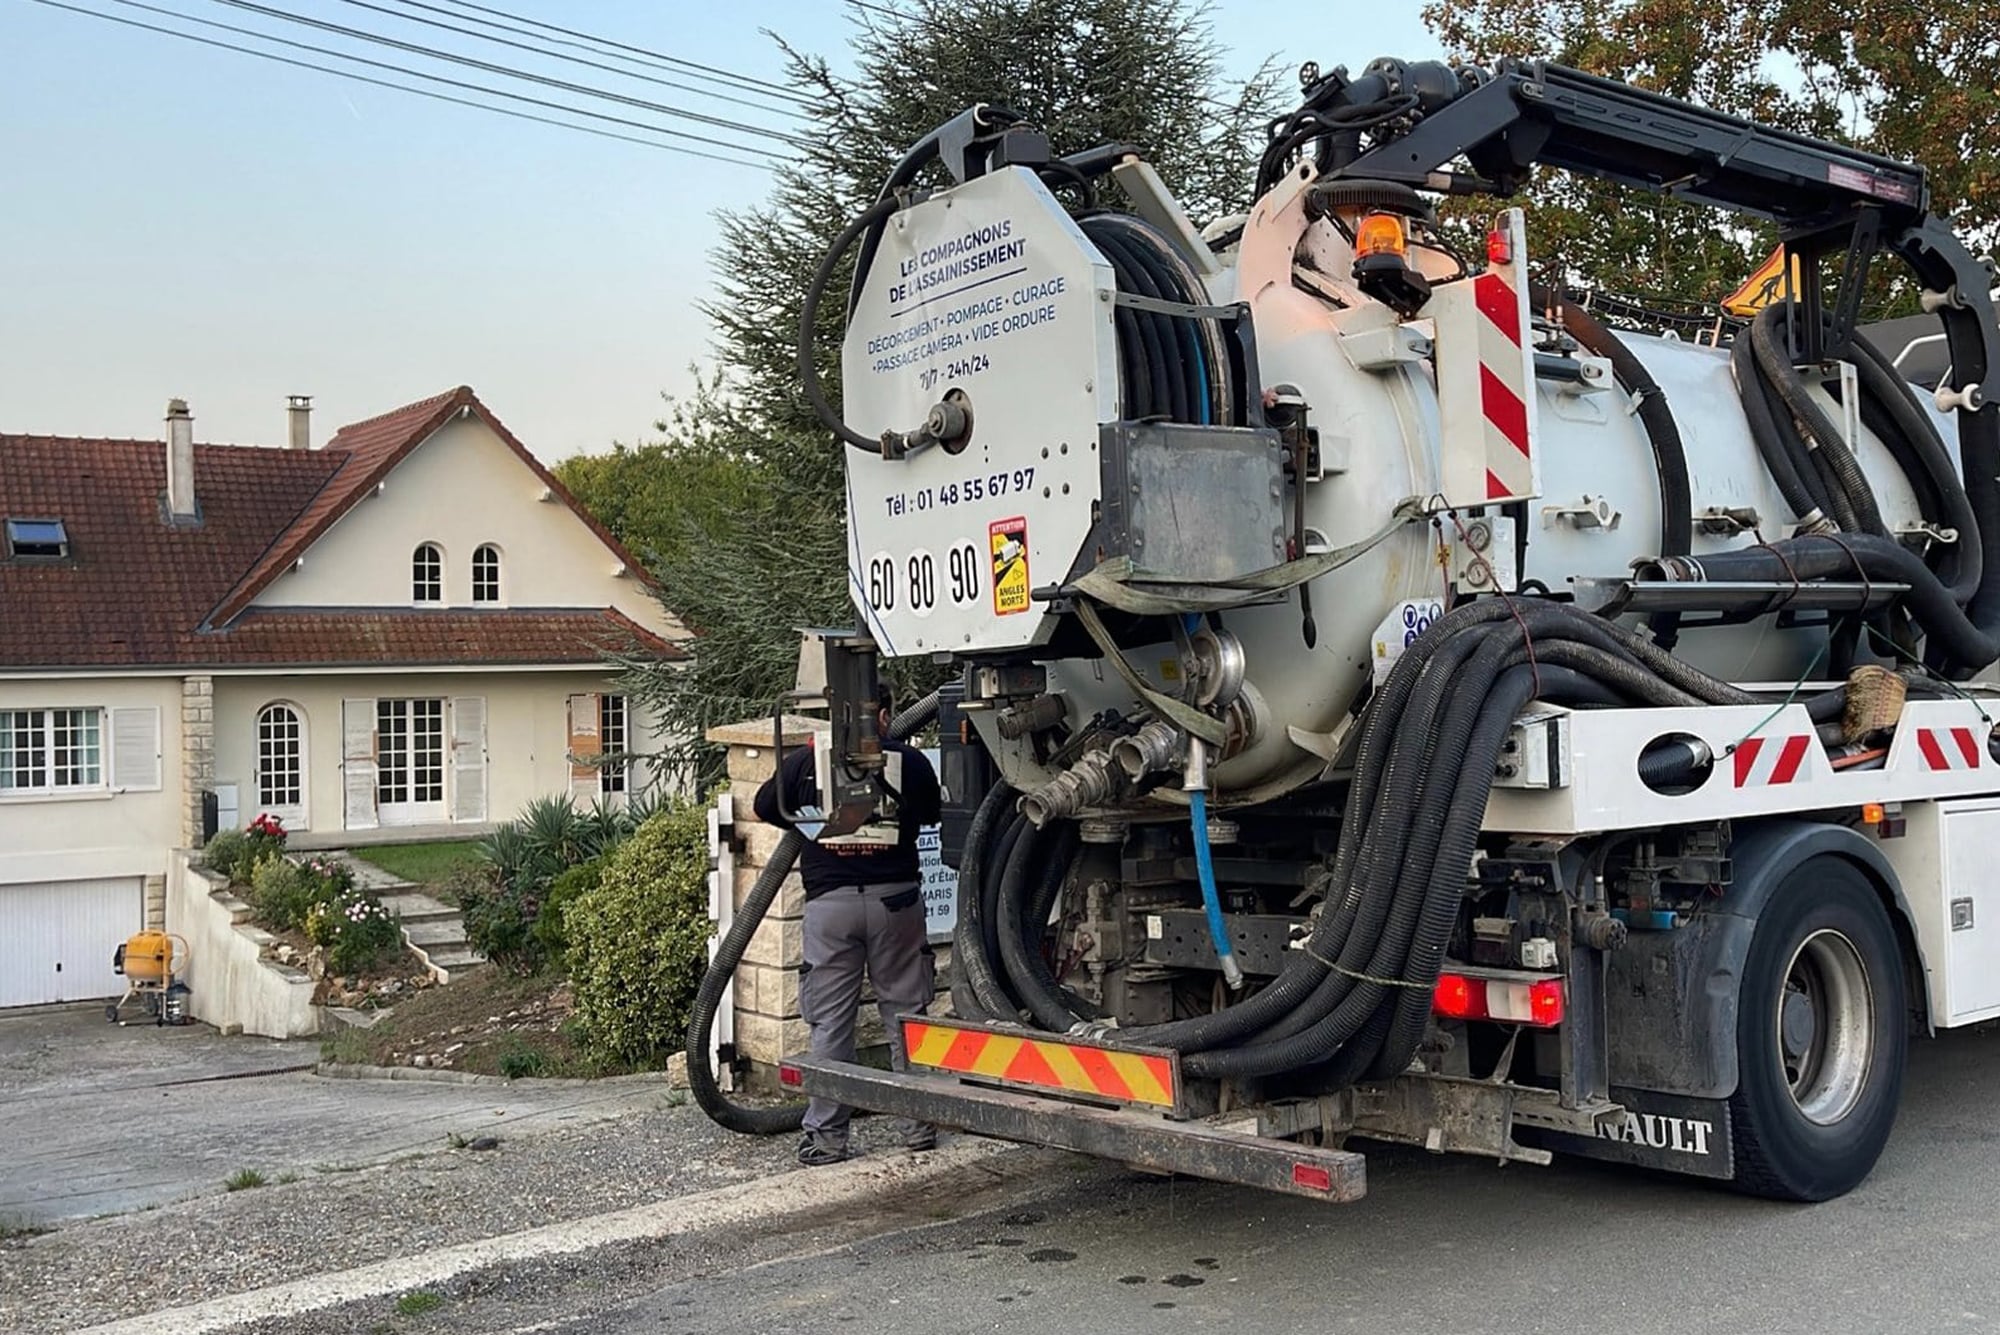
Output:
[687, 690, 940, 1135]
[969, 599, 1825, 1086]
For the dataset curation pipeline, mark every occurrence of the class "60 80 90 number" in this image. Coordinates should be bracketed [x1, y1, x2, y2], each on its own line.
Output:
[866, 541, 986, 617]
[866, 553, 896, 612]
[947, 541, 980, 604]
[906, 549, 936, 616]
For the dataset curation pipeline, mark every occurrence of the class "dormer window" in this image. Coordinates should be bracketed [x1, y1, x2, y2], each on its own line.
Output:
[412, 542, 443, 603]
[472, 543, 501, 603]
[7, 518, 68, 559]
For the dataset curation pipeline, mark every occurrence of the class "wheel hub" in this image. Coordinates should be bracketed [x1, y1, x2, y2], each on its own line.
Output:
[1777, 928, 1875, 1126]
[1780, 988, 1816, 1059]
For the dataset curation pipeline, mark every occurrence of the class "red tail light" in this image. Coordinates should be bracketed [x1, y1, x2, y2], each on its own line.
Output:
[1528, 978, 1565, 1026]
[1432, 972, 1565, 1027]
[1432, 972, 1477, 1019]
[778, 1064, 803, 1087]
[1292, 1162, 1334, 1193]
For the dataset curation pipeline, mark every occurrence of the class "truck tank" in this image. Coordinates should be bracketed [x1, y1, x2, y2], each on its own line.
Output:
[841, 159, 1959, 799]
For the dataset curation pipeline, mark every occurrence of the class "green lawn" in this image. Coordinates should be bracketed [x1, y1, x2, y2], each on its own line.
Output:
[350, 841, 486, 887]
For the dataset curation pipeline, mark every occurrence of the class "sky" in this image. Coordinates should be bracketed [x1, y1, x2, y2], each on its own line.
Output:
[0, 1, 1440, 461]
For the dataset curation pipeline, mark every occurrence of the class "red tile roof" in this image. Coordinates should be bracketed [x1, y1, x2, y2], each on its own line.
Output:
[198, 608, 673, 668]
[0, 392, 678, 671]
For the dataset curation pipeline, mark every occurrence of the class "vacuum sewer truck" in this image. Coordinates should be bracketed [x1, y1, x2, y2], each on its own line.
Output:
[690, 54, 2000, 1204]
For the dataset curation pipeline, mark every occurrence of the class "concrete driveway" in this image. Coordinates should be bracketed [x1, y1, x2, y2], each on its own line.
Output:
[0, 1006, 667, 1228]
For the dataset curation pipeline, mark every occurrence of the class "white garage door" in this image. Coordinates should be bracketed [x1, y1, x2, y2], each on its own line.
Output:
[0, 878, 142, 1008]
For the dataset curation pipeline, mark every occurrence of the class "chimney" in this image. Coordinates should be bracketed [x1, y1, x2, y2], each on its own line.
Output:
[164, 398, 198, 521]
[286, 394, 312, 450]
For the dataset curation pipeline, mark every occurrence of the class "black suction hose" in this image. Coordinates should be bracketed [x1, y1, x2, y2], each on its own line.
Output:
[996, 822, 1091, 1031]
[1663, 532, 2000, 673]
[1750, 306, 1886, 535]
[976, 812, 1030, 1015]
[1733, 333, 1832, 529]
[687, 690, 941, 1136]
[800, 197, 901, 454]
[950, 780, 1020, 1021]
[1956, 400, 2000, 632]
[1847, 330, 1983, 603]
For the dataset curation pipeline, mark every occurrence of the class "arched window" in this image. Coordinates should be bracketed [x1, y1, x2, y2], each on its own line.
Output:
[472, 543, 501, 603]
[412, 543, 443, 603]
[256, 702, 303, 813]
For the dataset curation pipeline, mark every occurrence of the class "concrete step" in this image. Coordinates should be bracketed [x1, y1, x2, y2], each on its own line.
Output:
[403, 919, 470, 949]
[379, 892, 458, 925]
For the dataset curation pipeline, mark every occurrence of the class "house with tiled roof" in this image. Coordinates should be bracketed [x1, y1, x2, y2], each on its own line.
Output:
[0, 387, 684, 1007]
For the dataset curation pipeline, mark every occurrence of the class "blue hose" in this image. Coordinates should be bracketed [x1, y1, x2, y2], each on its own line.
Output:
[1188, 788, 1245, 990]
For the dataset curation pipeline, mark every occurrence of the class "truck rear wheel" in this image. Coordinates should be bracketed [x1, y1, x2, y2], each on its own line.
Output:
[1728, 856, 1906, 1201]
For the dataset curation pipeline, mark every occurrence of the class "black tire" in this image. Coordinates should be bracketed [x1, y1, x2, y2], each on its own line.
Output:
[1728, 856, 1907, 1201]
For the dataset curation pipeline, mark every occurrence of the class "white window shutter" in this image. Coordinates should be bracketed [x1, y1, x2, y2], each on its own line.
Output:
[342, 698, 379, 830]
[109, 707, 161, 791]
[451, 696, 488, 822]
[567, 693, 600, 799]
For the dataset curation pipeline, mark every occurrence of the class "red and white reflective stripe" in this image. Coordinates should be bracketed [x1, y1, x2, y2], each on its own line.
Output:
[1732, 734, 1812, 787]
[1429, 207, 1539, 509]
[1916, 726, 1983, 771]
[1473, 267, 1533, 501]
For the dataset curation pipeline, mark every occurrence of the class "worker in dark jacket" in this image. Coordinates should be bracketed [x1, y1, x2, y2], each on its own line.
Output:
[754, 687, 943, 1166]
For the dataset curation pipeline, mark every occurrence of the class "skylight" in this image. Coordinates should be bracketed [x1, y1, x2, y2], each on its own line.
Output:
[6, 518, 69, 559]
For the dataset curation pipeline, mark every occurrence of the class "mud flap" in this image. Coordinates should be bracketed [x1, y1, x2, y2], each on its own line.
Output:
[1516, 1087, 1734, 1180]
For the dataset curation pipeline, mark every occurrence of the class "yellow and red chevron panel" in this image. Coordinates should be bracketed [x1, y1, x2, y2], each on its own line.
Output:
[903, 1018, 1180, 1110]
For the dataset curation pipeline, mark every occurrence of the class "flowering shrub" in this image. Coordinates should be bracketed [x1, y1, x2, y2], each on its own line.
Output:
[325, 895, 402, 975]
[298, 856, 355, 895]
[208, 813, 289, 886]
[250, 856, 335, 933]
[241, 846, 403, 976]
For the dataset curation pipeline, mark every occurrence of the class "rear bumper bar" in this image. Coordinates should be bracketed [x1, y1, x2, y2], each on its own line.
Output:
[783, 1054, 1367, 1203]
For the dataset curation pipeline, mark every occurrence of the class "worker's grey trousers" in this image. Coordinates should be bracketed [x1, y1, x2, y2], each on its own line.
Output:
[799, 881, 935, 1146]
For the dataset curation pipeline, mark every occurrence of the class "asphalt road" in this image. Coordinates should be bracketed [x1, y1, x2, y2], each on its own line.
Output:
[0, 1007, 666, 1227]
[559, 1023, 2000, 1335]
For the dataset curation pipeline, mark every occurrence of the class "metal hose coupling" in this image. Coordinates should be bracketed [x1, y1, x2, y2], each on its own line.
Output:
[1110, 719, 1182, 782]
[1018, 749, 1123, 828]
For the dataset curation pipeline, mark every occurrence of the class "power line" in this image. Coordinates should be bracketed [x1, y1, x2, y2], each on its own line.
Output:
[335, 0, 807, 121]
[204, 0, 815, 149]
[27, 0, 774, 168]
[81, 0, 781, 161]
[427, 0, 806, 103]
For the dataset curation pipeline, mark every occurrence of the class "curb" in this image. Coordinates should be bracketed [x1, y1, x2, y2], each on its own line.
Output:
[313, 1061, 683, 1091]
[74, 1137, 1052, 1335]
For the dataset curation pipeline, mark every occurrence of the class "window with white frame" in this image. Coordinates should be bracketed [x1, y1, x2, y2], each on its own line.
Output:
[598, 694, 629, 794]
[257, 703, 303, 809]
[412, 543, 443, 603]
[0, 708, 102, 793]
[377, 698, 445, 806]
[472, 543, 501, 603]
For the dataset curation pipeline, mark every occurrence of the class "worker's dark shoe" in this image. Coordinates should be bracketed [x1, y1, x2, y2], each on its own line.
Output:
[903, 1123, 939, 1152]
[795, 1133, 848, 1167]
